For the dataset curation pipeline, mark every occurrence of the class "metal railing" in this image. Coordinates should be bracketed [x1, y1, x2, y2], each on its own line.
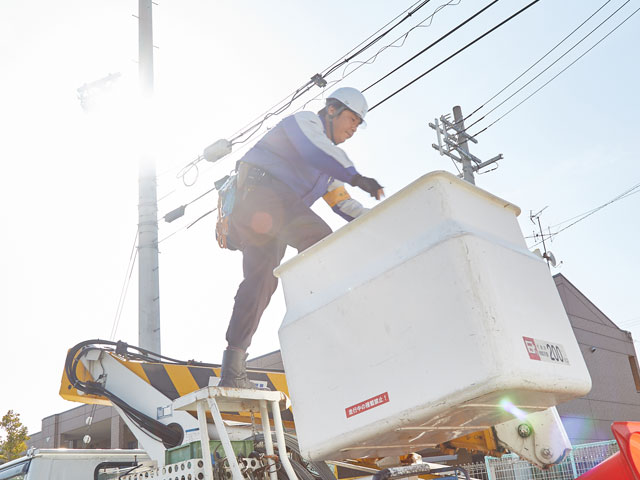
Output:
[455, 440, 619, 480]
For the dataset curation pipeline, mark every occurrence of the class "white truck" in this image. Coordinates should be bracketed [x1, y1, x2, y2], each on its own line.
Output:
[1, 172, 593, 480]
[0, 449, 150, 480]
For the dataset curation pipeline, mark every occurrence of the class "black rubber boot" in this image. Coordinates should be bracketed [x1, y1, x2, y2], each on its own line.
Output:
[218, 348, 256, 389]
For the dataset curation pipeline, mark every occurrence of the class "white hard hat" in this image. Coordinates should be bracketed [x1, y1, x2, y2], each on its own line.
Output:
[327, 87, 368, 126]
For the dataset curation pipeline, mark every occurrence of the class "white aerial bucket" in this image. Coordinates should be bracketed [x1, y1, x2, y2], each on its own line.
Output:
[276, 171, 591, 461]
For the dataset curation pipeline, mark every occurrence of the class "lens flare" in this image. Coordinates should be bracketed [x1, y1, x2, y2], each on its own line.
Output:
[500, 398, 528, 420]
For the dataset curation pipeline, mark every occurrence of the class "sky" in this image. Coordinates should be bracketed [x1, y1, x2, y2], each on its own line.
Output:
[0, 0, 638, 436]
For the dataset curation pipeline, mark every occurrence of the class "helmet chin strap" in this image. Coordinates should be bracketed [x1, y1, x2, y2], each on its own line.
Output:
[327, 105, 345, 144]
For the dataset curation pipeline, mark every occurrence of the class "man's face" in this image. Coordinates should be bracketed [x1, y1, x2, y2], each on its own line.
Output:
[329, 106, 362, 144]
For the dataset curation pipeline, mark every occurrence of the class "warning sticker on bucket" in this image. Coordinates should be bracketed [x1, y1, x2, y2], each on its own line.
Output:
[523, 336, 570, 365]
[346, 392, 390, 418]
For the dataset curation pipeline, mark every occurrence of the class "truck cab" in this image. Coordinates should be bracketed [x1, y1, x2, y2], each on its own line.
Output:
[0, 448, 150, 480]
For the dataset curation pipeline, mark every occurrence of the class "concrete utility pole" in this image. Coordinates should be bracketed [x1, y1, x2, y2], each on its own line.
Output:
[453, 106, 474, 185]
[430, 105, 503, 184]
[137, 0, 161, 354]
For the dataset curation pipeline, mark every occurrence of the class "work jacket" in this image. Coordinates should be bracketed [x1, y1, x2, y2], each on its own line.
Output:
[239, 111, 367, 221]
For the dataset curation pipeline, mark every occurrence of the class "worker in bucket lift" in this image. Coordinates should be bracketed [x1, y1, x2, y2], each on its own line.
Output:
[218, 87, 384, 388]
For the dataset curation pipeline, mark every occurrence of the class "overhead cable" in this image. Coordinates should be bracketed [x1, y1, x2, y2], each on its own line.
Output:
[228, 0, 437, 147]
[109, 231, 138, 341]
[160, 185, 217, 224]
[463, 0, 614, 122]
[227, 0, 430, 144]
[165, 0, 530, 234]
[229, 85, 315, 146]
[619, 316, 640, 328]
[549, 182, 640, 236]
[470, 4, 640, 138]
[369, 0, 542, 112]
[322, 1, 434, 78]
[341, 0, 462, 79]
[295, 0, 463, 113]
[174, 1, 446, 186]
[168, 1, 458, 215]
[464, 0, 630, 133]
[528, 180, 640, 248]
[157, 207, 217, 245]
[363, 0, 500, 93]
[157, 225, 187, 245]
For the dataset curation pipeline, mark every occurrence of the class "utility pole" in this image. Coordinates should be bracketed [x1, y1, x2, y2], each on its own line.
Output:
[137, 0, 161, 354]
[430, 105, 503, 184]
[453, 106, 474, 184]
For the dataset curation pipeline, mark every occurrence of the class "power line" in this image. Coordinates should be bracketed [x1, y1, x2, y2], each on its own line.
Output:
[165, 1, 535, 233]
[163, 130, 263, 211]
[463, 0, 630, 133]
[166, 0, 535, 232]
[549, 189, 640, 229]
[363, 0, 500, 93]
[157, 188, 177, 203]
[226, 0, 439, 148]
[368, 0, 542, 112]
[463, 0, 614, 123]
[109, 231, 138, 340]
[471, 4, 640, 137]
[619, 315, 640, 325]
[174, 1, 455, 187]
[157, 205, 217, 244]
[160, 185, 218, 223]
[165, 1, 463, 223]
[289, 0, 463, 121]
[469, 2, 622, 127]
[161, 1, 636, 238]
[295, 0, 464, 114]
[226, 1, 429, 144]
[619, 316, 640, 328]
[620, 318, 640, 329]
[229, 85, 315, 146]
[527, 181, 640, 247]
[157, 225, 187, 245]
[321, 0, 434, 78]
[546, 183, 640, 239]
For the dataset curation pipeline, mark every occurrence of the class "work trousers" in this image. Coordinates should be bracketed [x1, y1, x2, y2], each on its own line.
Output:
[225, 173, 332, 350]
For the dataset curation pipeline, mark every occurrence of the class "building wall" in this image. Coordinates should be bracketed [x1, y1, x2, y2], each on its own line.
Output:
[247, 350, 284, 370]
[554, 273, 640, 445]
[27, 404, 136, 450]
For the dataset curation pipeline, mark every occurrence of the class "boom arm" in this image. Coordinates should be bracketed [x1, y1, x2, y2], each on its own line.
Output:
[60, 340, 290, 466]
[60, 340, 570, 469]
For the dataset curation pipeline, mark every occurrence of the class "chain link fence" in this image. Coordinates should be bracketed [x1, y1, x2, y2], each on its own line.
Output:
[455, 440, 619, 480]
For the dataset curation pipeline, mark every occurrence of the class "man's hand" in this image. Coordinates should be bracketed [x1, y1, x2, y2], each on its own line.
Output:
[350, 174, 385, 200]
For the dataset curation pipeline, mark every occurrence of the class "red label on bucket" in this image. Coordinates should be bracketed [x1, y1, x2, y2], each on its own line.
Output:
[523, 336, 541, 360]
[346, 392, 390, 418]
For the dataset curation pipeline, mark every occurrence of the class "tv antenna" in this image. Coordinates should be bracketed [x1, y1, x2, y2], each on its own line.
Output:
[530, 207, 559, 268]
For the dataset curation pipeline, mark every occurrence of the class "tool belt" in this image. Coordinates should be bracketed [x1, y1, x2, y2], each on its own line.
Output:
[215, 163, 274, 250]
[237, 161, 273, 190]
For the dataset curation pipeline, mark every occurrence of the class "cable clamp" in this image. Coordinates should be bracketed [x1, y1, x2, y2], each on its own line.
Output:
[116, 340, 129, 357]
[311, 73, 327, 88]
